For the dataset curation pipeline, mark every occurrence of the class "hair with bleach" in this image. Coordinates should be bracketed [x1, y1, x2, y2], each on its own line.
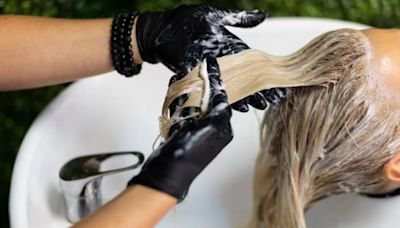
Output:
[161, 29, 400, 227]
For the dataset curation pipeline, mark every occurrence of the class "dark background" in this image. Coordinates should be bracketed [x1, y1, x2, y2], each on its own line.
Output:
[0, 0, 399, 227]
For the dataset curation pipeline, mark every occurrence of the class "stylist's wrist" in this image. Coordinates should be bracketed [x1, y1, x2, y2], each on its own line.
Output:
[127, 184, 178, 204]
[131, 16, 143, 64]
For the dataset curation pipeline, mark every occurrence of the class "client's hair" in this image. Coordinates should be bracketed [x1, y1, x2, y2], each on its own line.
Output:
[161, 29, 400, 228]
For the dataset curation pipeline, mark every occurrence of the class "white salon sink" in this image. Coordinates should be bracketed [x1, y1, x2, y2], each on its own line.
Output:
[10, 18, 400, 228]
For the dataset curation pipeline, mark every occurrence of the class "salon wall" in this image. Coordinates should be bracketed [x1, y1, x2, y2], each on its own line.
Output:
[0, 0, 399, 227]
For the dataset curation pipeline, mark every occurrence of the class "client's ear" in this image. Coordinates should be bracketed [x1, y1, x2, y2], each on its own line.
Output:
[384, 153, 400, 182]
[360, 154, 400, 198]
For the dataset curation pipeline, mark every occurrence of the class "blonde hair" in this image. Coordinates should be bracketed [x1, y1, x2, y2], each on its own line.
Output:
[161, 29, 400, 227]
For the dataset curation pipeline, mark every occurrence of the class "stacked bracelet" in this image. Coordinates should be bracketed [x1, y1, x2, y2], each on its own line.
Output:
[111, 11, 142, 77]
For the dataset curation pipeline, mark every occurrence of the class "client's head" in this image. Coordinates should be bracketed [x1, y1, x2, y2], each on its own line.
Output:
[251, 28, 400, 228]
[161, 28, 400, 228]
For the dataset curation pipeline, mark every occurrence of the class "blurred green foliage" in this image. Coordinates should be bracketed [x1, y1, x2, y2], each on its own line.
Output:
[0, 0, 399, 227]
[1, 0, 400, 25]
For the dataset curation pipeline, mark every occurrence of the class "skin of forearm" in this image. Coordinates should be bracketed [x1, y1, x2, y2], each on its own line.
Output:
[74, 185, 177, 228]
[0, 15, 142, 91]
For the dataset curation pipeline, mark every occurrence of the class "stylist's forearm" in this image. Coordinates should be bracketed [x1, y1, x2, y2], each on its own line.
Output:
[74, 185, 177, 228]
[0, 16, 142, 90]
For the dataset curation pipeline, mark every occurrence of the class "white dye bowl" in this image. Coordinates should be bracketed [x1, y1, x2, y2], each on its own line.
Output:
[11, 18, 399, 228]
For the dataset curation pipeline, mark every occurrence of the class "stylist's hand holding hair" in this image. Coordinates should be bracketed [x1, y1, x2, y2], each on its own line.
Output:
[128, 57, 233, 201]
[135, 5, 285, 112]
[75, 57, 232, 227]
[136, 4, 265, 74]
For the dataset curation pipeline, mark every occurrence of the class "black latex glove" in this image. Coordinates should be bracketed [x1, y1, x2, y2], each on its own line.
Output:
[128, 57, 233, 201]
[136, 4, 265, 74]
[136, 4, 285, 112]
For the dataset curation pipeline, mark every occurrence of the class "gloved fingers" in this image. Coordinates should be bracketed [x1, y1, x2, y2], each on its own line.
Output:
[169, 68, 189, 83]
[179, 106, 201, 118]
[167, 109, 198, 137]
[260, 88, 287, 105]
[248, 92, 268, 110]
[168, 74, 200, 136]
[203, 57, 231, 115]
[168, 74, 179, 86]
[179, 56, 204, 76]
[168, 94, 189, 117]
[177, 40, 213, 76]
[168, 72, 192, 117]
[217, 9, 267, 28]
[220, 29, 250, 54]
[181, 38, 246, 69]
[233, 88, 287, 112]
[169, 57, 230, 136]
[231, 98, 249, 112]
[178, 27, 249, 74]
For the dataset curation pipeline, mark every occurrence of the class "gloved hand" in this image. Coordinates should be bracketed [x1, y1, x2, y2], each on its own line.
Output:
[128, 57, 233, 201]
[136, 4, 285, 112]
[136, 4, 265, 74]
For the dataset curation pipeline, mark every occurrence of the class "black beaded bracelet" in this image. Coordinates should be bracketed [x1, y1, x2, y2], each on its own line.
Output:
[111, 11, 142, 77]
